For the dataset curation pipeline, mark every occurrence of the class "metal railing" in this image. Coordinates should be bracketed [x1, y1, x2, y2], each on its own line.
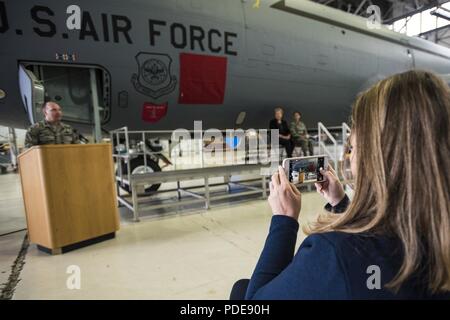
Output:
[318, 122, 338, 167]
[112, 124, 351, 185]
[342, 122, 351, 160]
[110, 127, 174, 188]
[125, 164, 269, 222]
[110, 124, 351, 221]
[110, 127, 278, 188]
[318, 122, 351, 178]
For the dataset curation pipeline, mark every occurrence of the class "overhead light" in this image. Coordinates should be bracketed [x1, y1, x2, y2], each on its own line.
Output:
[0, 89, 6, 99]
[431, 7, 450, 20]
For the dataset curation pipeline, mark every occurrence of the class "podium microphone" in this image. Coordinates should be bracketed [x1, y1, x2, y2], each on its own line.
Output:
[74, 129, 89, 144]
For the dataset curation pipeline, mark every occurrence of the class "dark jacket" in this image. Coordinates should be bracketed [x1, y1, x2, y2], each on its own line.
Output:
[269, 119, 290, 137]
[245, 196, 450, 299]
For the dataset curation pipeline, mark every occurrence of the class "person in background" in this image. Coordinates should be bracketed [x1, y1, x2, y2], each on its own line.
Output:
[269, 107, 294, 158]
[290, 111, 314, 156]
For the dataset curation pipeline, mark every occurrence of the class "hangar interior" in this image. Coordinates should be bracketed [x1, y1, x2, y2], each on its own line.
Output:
[1, 0, 449, 300]
[315, 0, 450, 46]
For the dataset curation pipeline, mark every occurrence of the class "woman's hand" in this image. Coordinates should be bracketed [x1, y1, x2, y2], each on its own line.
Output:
[315, 165, 346, 206]
[268, 166, 302, 220]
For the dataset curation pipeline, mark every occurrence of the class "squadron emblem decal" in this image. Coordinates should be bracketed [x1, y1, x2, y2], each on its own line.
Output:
[131, 52, 177, 99]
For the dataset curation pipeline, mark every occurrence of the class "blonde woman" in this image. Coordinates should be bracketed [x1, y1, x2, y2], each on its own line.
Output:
[231, 70, 450, 299]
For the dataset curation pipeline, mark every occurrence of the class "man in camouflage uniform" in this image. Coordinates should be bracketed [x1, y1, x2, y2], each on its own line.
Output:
[290, 111, 314, 156]
[24, 101, 80, 148]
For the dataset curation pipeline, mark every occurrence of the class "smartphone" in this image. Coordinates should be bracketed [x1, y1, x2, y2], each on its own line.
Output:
[282, 155, 328, 184]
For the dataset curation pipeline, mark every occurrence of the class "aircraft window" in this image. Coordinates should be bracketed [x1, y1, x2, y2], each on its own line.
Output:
[118, 91, 128, 109]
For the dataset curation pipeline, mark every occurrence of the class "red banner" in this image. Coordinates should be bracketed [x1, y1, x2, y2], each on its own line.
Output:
[179, 53, 227, 104]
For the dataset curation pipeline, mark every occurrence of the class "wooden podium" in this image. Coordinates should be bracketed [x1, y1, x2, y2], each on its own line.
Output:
[18, 144, 120, 254]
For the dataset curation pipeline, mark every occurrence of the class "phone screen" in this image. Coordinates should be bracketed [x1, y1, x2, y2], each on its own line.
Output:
[287, 156, 325, 184]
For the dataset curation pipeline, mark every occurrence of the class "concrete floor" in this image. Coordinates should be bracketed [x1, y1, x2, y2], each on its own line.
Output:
[0, 174, 26, 236]
[0, 171, 326, 300]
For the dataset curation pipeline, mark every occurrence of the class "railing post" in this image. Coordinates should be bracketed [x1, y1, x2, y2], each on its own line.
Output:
[205, 176, 210, 209]
[317, 122, 338, 171]
[262, 175, 267, 199]
[123, 127, 131, 184]
[131, 181, 140, 222]
[318, 122, 322, 155]
[142, 131, 147, 169]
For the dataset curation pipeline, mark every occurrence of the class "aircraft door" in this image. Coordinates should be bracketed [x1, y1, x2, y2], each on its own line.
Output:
[18, 65, 45, 124]
[18, 63, 111, 141]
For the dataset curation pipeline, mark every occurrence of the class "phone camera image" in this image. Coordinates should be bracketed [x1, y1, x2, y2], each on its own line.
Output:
[317, 157, 324, 181]
[288, 157, 325, 184]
